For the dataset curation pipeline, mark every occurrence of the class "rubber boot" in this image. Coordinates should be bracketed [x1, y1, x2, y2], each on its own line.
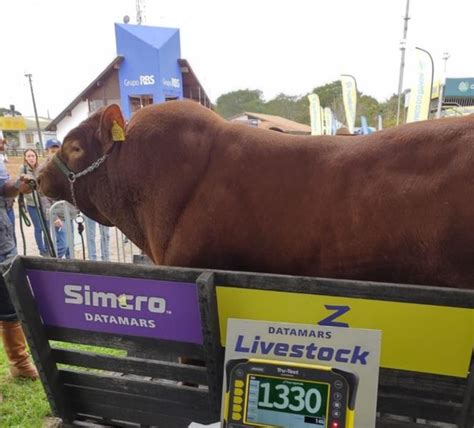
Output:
[0, 320, 38, 380]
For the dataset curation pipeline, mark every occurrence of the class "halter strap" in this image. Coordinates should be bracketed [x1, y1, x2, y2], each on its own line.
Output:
[51, 147, 113, 209]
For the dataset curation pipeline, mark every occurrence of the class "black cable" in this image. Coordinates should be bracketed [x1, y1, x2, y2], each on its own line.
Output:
[34, 191, 56, 258]
[28, 181, 56, 258]
[17, 194, 30, 255]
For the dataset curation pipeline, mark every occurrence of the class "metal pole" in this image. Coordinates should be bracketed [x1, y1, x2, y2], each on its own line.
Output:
[396, 0, 410, 126]
[120, 231, 127, 262]
[25, 73, 44, 156]
[115, 227, 121, 263]
[63, 203, 75, 259]
[128, 239, 133, 262]
[436, 52, 450, 119]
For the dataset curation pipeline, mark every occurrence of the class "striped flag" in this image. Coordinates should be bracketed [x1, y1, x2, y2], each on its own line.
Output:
[340, 74, 357, 134]
[308, 94, 323, 135]
[406, 47, 434, 123]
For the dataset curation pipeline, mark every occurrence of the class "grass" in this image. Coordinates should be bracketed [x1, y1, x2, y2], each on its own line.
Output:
[0, 340, 126, 427]
[0, 342, 50, 428]
[1, 156, 129, 426]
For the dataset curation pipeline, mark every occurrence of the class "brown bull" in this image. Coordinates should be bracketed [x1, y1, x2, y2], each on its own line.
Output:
[38, 100, 474, 289]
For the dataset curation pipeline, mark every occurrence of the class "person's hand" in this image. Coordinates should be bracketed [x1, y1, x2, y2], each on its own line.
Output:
[54, 218, 63, 229]
[18, 174, 36, 194]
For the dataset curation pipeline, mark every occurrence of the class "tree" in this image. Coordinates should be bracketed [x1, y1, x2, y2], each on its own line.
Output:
[264, 94, 301, 121]
[357, 94, 381, 129]
[305, 80, 347, 126]
[379, 94, 399, 128]
[0, 107, 22, 116]
[215, 89, 265, 119]
[214, 83, 399, 130]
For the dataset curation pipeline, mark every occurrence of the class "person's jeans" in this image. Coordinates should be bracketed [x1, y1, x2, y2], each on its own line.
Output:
[7, 207, 16, 245]
[27, 205, 48, 255]
[55, 221, 73, 259]
[0, 247, 17, 320]
[85, 216, 110, 261]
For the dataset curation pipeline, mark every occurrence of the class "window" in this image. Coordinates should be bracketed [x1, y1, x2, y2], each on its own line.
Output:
[25, 132, 34, 145]
[129, 95, 153, 114]
[89, 99, 105, 113]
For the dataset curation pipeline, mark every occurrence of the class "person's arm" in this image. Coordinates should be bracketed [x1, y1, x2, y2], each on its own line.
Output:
[1, 176, 34, 198]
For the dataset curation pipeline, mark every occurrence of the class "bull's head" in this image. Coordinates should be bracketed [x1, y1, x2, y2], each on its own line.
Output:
[37, 104, 126, 226]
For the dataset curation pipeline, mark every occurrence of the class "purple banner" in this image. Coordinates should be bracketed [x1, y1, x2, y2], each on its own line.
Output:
[26, 270, 203, 345]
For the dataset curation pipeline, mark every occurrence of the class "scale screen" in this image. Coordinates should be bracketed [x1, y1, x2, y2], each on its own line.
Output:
[224, 359, 357, 428]
[245, 374, 329, 427]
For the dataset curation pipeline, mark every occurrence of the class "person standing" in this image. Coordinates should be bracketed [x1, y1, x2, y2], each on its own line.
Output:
[85, 216, 110, 261]
[44, 139, 77, 258]
[19, 149, 48, 255]
[0, 159, 38, 400]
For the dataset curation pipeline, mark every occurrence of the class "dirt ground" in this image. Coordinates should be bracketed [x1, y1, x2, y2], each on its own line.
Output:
[4, 155, 140, 263]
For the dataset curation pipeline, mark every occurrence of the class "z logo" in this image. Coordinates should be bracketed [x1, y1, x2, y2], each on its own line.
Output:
[318, 305, 350, 328]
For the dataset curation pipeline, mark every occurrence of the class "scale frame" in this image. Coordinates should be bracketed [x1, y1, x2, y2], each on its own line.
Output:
[224, 358, 358, 428]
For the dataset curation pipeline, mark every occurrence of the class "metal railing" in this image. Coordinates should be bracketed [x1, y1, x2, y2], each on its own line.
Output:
[47, 200, 140, 262]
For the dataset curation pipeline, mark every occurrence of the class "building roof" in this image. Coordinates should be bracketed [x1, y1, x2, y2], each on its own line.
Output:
[115, 24, 179, 50]
[46, 56, 124, 131]
[25, 116, 52, 131]
[178, 59, 212, 108]
[234, 112, 311, 134]
[46, 56, 211, 132]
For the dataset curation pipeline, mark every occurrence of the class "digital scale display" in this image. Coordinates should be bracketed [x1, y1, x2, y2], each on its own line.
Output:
[245, 375, 329, 427]
[224, 359, 358, 428]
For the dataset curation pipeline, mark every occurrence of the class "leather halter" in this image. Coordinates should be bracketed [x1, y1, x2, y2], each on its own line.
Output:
[51, 147, 112, 209]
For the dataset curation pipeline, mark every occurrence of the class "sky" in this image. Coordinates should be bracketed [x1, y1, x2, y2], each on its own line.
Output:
[1, 0, 474, 118]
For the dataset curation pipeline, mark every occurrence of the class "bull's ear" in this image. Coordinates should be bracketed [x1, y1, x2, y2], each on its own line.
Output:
[99, 104, 126, 153]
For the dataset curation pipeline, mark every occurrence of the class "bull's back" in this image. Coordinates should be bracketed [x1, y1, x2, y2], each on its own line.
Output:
[164, 109, 474, 288]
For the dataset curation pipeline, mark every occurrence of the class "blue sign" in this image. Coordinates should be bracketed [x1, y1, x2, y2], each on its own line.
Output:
[360, 116, 369, 135]
[444, 78, 474, 97]
[115, 24, 184, 119]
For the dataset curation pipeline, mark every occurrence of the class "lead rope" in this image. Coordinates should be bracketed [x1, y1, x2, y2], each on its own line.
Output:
[64, 154, 108, 260]
[17, 193, 31, 255]
[18, 165, 32, 255]
[52, 141, 120, 260]
[75, 214, 86, 260]
[30, 183, 57, 258]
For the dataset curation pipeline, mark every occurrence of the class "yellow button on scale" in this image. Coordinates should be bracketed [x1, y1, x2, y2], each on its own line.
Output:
[235, 380, 244, 388]
[234, 396, 243, 404]
[233, 404, 242, 412]
[234, 388, 243, 396]
[232, 412, 242, 421]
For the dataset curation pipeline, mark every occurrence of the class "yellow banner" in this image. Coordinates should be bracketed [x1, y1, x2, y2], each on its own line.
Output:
[216, 287, 473, 378]
[0, 116, 27, 131]
[431, 80, 441, 100]
[406, 48, 434, 123]
[307, 94, 322, 135]
[340, 74, 357, 134]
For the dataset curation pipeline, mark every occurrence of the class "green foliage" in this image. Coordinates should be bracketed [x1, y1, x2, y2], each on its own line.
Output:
[264, 94, 300, 121]
[0, 341, 126, 427]
[0, 343, 50, 427]
[215, 81, 399, 130]
[0, 107, 22, 116]
[357, 94, 381, 128]
[215, 89, 265, 119]
[379, 94, 400, 128]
